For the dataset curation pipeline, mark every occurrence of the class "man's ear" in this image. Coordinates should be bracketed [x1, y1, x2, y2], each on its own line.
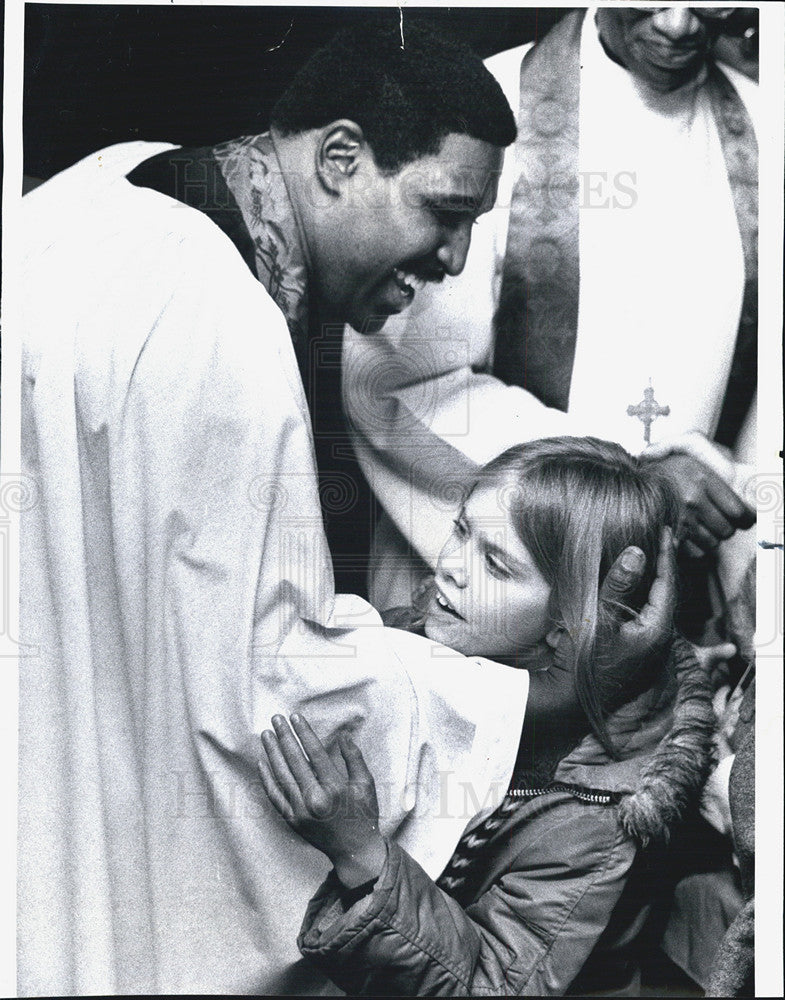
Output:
[315, 120, 366, 194]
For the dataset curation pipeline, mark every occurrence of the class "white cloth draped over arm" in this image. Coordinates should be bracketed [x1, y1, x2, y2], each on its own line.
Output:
[18, 144, 528, 996]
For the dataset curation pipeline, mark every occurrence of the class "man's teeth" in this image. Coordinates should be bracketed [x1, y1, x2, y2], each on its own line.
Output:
[393, 269, 426, 296]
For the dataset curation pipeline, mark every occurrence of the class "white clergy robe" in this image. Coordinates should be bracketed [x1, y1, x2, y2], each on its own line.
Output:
[342, 11, 758, 610]
[19, 142, 528, 995]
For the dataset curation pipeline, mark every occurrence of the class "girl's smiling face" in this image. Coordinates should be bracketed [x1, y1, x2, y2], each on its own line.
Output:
[423, 478, 554, 660]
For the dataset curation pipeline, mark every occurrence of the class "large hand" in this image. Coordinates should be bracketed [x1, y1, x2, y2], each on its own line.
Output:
[517, 537, 673, 776]
[647, 452, 755, 555]
[601, 525, 677, 668]
[526, 528, 676, 725]
[259, 713, 386, 888]
[591, 526, 679, 710]
[713, 677, 745, 757]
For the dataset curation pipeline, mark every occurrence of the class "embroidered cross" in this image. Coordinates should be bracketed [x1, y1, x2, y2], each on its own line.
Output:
[627, 381, 670, 445]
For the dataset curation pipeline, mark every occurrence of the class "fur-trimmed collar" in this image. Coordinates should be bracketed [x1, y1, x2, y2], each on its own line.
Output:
[555, 637, 715, 846]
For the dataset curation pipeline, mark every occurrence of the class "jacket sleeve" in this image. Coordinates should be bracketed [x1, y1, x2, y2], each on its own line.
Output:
[298, 803, 638, 996]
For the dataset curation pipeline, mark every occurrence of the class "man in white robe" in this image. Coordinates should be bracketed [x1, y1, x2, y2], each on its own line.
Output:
[18, 23, 527, 996]
[342, 7, 758, 612]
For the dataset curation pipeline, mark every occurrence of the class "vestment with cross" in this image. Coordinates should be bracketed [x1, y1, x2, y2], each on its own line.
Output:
[627, 382, 671, 445]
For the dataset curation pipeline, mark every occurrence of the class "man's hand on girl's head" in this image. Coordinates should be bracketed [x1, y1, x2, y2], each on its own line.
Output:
[527, 527, 677, 719]
[592, 527, 679, 711]
[608, 526, 677, 664]
[643, 433, 756, 555]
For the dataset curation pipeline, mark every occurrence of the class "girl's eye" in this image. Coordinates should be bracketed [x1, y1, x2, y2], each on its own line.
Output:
[452, 517, 468, 539]
[485, 552, 511, 578]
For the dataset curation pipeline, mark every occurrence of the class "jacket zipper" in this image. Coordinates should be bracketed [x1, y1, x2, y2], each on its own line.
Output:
[507, 782, 621, 805]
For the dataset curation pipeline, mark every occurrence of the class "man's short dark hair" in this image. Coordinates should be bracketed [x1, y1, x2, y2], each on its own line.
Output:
[271, 19, 517, 173]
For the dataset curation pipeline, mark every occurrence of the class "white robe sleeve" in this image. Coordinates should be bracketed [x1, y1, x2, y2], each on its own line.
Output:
[19, 150, 527, 995]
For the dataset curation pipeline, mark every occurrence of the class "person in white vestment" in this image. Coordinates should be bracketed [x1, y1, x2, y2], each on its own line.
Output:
[342, 7, 758, 614]
[19, 20, 673, 996]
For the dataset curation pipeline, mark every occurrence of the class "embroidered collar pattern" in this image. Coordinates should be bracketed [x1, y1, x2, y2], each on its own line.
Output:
[212, 132, 310, 359]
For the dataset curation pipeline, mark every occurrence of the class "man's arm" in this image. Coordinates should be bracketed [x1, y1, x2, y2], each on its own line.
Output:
[20, 171, 533, 992]
[345, 50, 760, 575]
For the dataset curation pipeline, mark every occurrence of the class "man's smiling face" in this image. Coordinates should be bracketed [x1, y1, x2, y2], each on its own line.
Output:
[317, 132, 503, 333]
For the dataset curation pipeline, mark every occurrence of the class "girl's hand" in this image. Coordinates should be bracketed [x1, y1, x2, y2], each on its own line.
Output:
[259, 713, 386, 888]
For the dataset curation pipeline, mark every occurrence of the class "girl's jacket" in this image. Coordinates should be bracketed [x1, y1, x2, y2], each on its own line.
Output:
[298, 638, 714, 996]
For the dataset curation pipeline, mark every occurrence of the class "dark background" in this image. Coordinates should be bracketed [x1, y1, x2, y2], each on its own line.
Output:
[23, 4, 572, 181]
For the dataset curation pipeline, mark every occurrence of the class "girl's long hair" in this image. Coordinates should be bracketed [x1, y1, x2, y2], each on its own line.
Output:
[478, 437, 679, 758]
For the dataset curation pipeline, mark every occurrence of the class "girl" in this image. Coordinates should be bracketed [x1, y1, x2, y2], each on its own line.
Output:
[258, 437, 715, 996]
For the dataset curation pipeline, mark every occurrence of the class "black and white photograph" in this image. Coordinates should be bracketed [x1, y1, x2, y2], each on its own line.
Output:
[1, 2, 783, 996]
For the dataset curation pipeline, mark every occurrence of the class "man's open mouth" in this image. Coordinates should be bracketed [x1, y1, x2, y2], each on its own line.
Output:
[391, 268, 427, 301]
